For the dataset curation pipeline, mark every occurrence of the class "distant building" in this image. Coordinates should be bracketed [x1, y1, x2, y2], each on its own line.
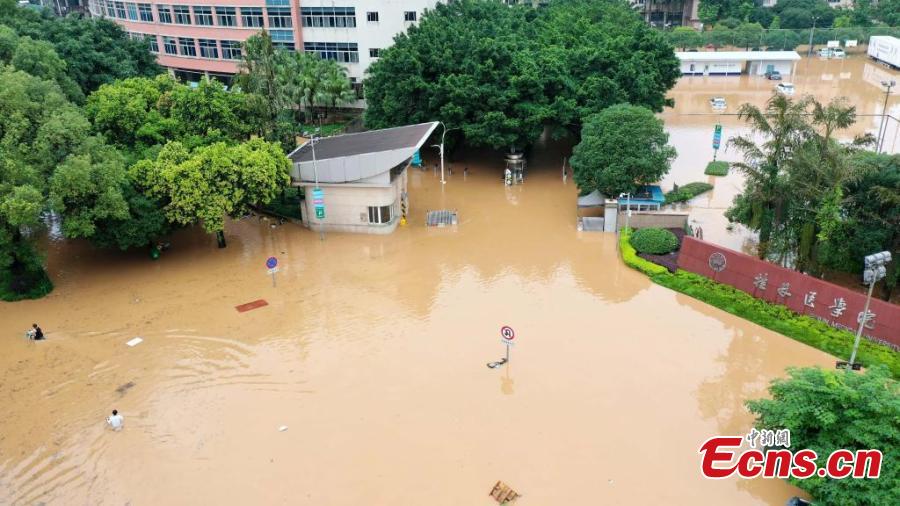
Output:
[86, 1, 442, 87]
[676, 51, 801, 76]
[630, 0, 699, 28]
[287, 122, 439, 234]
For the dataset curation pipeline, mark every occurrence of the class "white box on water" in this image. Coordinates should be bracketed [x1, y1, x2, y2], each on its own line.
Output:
[868, 36, 900, 69]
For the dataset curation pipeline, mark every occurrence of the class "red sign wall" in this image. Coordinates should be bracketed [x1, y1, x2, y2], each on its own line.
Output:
[677, 237, 900, 350]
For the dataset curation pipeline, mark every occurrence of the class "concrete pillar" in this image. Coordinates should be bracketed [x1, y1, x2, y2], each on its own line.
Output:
[603, 200, 618, 232]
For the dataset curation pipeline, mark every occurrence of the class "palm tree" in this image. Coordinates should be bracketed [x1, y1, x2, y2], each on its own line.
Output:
[728, 94, 812, 261]
[318, 62, 357, 117]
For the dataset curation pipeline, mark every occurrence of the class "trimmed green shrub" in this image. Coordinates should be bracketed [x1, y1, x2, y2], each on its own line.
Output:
[664, 182, 714, 204]
[619, 228, 668, 276]
[704, 161, 729, 176]
[630, 227, 679, 254]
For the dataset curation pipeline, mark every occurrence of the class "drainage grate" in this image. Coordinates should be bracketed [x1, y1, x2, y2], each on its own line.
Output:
[426, 210, 458, 227]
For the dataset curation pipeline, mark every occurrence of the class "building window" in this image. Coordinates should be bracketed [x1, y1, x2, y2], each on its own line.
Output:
[304, 42, 359, 63]
[105, 0, 115, 17]
[270, 29, 295, 51]
[267, 7, 293, 28]
[146, 34, 159, 53]
[301, 7, 356, 28]
[126, 2, 138, 20]
[199, 39, 218, 58]
[221, 40, 242, 60]
[173, 5, 191, 24]
[157, 4, 172, 23]
[404, 11, 417, 22]
[178, 37, 197, 57]
[369, 48, 380, 58]
[114, 1, 126, 18]
[241, 7, 264, 28]
[216, 6, 236, 26]
[366, 11, 378, 22]
[193, 6, 213, 26]
[367, 205, 392, 224]
[163, 36, 177, 55]
[138, 3, 152, 21]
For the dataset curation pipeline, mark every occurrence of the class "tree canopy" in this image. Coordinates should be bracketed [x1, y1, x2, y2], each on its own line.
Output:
[747, 367, 900, 505]
[570, 104, 676, 197]
[364, 0, 679, 152]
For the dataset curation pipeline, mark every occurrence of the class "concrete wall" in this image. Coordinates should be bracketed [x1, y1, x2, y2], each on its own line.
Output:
[299, 168, 406, 234]
[617, 212, 688, 231]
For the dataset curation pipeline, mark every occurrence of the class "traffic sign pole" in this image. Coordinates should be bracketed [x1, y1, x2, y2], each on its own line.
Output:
[266, 257, 278, 287]
[712, 123, 722, 161]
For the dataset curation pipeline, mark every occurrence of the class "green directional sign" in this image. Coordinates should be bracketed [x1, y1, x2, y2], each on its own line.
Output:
[315, 207, 325, 219]
[713, 124, 723, 150]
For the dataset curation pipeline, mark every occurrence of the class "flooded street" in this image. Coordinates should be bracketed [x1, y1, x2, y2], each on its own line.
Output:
[0, 123, 842, 504]
[661, 54, 900, 253]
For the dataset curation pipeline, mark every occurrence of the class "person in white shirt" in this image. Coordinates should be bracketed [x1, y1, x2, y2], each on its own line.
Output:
[107, 409, 124, 431]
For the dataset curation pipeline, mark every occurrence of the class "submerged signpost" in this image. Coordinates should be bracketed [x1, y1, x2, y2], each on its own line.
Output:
[488, 325, 515, 369]
[712, 123, 722, 161]
[266, 256, 278, 287]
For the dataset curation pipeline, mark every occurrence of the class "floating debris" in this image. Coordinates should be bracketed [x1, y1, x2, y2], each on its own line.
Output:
[489, 480, 520, 504]
[125, 337, 143, 347]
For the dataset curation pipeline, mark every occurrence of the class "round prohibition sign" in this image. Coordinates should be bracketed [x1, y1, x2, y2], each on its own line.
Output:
[500, 326, 515, 341]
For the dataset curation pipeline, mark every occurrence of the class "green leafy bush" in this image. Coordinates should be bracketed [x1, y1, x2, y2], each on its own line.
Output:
[747, 366, 900, 505]
[704, 161, 729, 176]
[619, 228, 668, 276]
[664, 182, 714, 204]
[630, 227, 679, 254]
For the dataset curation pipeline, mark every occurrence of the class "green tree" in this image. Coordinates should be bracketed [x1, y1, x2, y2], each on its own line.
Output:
[570, 104, 676, 197]
[235, 32, 280, 137]
[134, 139, 290, 248]
[746, 367, 900, 505]
[734, 22, 764, 50]
[698, 4, 720, 27]
[669, 26, 703, 50]
[0, 0, 159, 94]
[0, 68, 92, 299]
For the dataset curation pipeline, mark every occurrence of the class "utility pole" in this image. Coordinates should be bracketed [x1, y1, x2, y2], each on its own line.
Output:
[876, 80, 895, 154]
[311, 135, 324, 241]
[807, 16, 819, 57]
[432, 121, 451, 185]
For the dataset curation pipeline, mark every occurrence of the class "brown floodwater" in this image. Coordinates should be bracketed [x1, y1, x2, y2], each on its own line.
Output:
[0, 125, 842, 504]
[661, 54, 900, 253]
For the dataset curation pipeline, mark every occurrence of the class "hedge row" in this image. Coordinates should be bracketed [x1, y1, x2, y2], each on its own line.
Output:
[619, 229, 900, 378]
[704, 161, 729, 176]
[665, 182, 713, 204]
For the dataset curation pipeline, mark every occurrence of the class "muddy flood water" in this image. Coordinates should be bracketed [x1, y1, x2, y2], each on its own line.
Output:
[1, 55, 891, 505]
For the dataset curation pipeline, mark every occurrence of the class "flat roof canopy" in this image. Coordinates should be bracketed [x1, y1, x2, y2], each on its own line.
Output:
[675, 51, 801, 62]
[288, 122, 439, 184]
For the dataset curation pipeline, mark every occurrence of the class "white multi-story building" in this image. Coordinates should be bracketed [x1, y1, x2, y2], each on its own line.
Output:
[86, 0, 442, 86]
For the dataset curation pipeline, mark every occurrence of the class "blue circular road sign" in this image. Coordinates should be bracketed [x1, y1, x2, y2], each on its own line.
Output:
[266, 256, 278, 269]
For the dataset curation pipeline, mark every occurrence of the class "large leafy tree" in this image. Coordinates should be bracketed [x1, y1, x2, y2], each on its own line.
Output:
[0, 0, 160, 94]
[133, 139, 291, 248]
[570, 104, 676, 197]
[746, 367, 900, 505]
[365, 0, 678, 152]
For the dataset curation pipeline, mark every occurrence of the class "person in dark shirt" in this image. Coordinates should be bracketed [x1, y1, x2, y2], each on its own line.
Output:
[29, 323, 44, 340]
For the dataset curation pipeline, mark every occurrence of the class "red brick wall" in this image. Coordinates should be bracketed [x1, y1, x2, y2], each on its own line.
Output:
[677, 237, 900, 350]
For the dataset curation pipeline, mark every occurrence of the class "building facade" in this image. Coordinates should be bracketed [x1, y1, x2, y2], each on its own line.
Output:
[86, 0, 441, 84]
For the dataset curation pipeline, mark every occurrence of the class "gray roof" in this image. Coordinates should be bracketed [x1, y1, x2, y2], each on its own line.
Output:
[287, 122, 439, 185]
[288, 122, 439, 163]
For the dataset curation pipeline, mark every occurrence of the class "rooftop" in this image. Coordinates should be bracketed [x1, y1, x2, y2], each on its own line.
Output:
[675, 51, 801, 62]
[288, 122, 439, 163]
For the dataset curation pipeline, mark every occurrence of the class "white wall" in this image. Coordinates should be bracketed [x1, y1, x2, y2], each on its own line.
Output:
[747, 60, 795, 76]
[679, 60, 743, 75]
[299, 168, 407, 234]
[300, 0, 442, 81]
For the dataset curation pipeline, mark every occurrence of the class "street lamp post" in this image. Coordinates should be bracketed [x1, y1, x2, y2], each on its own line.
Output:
[431, 122, 451, 185]
[847, 251, 892, 370]
[876, 80, 895, 154]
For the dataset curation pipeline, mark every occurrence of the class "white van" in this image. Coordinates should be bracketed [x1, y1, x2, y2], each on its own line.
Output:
[776, 83, 795, 95]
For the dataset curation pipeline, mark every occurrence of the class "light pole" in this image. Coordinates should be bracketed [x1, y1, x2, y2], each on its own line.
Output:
[807, 16, 819, 57]
[847, 251, 892, 370]
[431, 121, 452, 185]
[310, 135, 324, 241]
[876, 80, 895, 154]
[620, 193, 632, 230]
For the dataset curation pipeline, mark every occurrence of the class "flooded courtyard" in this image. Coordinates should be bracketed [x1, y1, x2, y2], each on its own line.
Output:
[1, 54, 894, 505]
